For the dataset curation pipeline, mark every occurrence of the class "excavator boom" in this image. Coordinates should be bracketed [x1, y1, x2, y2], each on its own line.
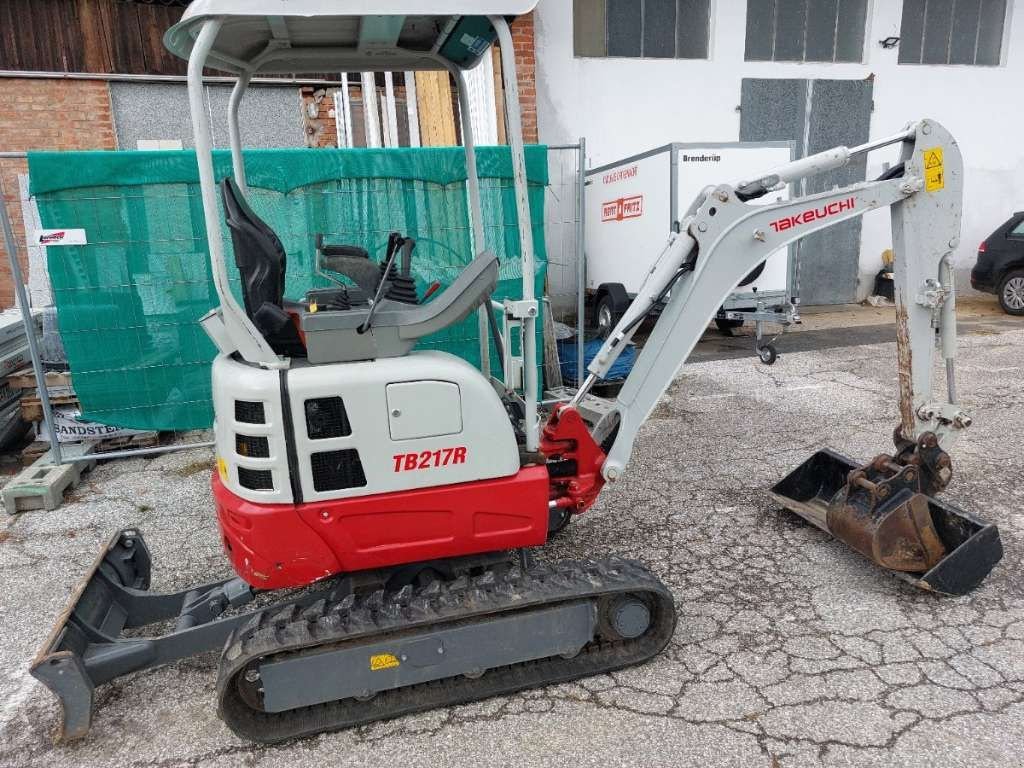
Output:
[560, 118, 1001, 594]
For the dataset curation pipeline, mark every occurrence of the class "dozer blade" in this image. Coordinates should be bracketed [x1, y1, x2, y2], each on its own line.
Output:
[30, 529, 261, 741]
[770, 449, 1002, 595]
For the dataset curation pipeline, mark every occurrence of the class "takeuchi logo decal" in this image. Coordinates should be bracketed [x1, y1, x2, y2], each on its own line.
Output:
[769, 197, 855, 233]
[39, 231, 66, 244]
[602, 195, 644, 222]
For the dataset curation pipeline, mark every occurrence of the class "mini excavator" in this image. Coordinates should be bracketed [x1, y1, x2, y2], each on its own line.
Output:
[31, 1, 1001, 745]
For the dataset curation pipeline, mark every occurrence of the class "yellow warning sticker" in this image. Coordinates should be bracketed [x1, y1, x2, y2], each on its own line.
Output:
[216, 456, 228, 482]
[370, 653, 400, 671]
[923, 146, 944, 192]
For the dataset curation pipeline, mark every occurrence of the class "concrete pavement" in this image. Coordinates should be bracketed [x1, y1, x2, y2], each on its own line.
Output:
[0, 317, 1021, 768]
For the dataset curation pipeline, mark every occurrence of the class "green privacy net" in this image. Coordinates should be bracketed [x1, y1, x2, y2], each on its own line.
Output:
[28, 146, 548, 431]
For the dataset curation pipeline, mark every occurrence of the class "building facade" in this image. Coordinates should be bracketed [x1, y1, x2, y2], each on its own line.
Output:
[535, 0, 1021, 303]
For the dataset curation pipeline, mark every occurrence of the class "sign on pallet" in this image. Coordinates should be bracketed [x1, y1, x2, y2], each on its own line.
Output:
[38, 407, 146, 444]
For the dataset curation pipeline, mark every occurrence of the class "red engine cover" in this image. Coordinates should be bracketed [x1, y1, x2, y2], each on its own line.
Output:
[213, 466, 550, 590]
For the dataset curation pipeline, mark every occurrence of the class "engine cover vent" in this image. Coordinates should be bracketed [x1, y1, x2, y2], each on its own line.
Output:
[305, 397, 352, 439]
[234, 400, 265, 424]
[238, 467, 274, 490]
[235, 434, 270, 458]
[311, 449, 367, 492]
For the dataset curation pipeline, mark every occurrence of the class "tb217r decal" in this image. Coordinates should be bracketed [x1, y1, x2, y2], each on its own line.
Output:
[393, 446, 467, 472]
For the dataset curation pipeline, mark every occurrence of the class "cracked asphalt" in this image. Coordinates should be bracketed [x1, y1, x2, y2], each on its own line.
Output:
[0, 316, 1022, 768]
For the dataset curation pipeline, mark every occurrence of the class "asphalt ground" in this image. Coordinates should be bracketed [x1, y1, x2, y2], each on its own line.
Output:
[0, 307, 1022, 768]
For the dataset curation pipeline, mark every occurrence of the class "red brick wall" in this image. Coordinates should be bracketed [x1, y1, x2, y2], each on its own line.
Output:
[0, 78, 117, 308]
[511, 13, 538, 144]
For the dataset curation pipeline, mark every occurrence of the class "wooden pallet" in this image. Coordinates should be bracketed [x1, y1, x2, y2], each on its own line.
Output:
[92, 431, 160, 453]
[20, 390, 79, 422]
[5, 366, 72, 390]
[22, 431, 159, 462]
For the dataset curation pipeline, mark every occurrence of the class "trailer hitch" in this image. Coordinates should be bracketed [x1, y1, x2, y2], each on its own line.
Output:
[771, 432, 1002, 595]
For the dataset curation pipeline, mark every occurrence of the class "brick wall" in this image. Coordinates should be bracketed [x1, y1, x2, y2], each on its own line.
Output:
[300, 86, 339, 148]
[0, 78, 116, 308]
[511, 13, 538, 144]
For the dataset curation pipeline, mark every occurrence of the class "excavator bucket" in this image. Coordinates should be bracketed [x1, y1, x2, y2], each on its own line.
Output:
[770, 449, 1002, 595]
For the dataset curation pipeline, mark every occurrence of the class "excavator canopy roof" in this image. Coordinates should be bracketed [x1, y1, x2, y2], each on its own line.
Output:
[164, 1, 538, 74]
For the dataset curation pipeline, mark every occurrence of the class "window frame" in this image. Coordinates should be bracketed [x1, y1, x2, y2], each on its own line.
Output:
[1007, 217, 1024, 239]
[572, 0, 714, 61]
[896, 0, 1011, 67]
[743, 0, 870, 65]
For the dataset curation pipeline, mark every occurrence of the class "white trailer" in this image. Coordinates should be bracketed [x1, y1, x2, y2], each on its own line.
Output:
[584, 141, 799, 363]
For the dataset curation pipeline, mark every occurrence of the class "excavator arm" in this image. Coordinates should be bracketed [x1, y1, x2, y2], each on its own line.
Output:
[550, 119, 1001, 594]
[577, 119, 967, 474]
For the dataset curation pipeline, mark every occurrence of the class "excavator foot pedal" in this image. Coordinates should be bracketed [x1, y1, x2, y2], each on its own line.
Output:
[770, 449, 1002, 595]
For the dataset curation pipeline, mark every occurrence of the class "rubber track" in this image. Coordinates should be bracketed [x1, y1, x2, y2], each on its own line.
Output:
[217, 557, 677, 743]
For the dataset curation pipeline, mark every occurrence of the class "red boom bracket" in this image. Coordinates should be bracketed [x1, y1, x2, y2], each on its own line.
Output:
[540, 404, 606, 514]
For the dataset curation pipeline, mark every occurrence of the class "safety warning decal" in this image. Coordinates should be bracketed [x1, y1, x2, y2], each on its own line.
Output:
[601, 195, 644, 222]
[370, 653, 400, 671]
[923, 147, 944, 192]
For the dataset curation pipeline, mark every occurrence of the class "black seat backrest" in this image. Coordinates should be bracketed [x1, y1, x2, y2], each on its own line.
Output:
[220, 178, 305, 357]
[220, 177, 287, 318]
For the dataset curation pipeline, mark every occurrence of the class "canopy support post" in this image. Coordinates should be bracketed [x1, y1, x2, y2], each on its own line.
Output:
[490, 14, 538, 451]
[187, 19, 278, 366]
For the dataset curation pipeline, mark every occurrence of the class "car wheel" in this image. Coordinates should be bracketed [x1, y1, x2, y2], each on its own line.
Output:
[595, 294, 620, 339]
[999, 270, 1024, 315]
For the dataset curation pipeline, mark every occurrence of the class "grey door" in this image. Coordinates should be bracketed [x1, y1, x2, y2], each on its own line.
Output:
[740, 78, 874, 305]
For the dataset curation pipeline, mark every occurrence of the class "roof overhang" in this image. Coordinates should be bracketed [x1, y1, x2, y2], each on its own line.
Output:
[163, 1, 538, 74]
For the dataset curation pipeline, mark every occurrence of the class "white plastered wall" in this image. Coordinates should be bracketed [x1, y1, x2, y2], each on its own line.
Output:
[534, 0, 1024, 301]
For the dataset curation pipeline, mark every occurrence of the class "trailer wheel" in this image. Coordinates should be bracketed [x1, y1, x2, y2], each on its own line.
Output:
[758, 344, 778, 365]
[595, 294, 621, 339]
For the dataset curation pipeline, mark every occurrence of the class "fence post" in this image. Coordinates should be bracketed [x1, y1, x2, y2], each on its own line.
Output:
[0, 169, 62, 465]
[576, 137, 586, 391]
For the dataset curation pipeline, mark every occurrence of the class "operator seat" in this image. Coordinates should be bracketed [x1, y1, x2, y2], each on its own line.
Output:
[219, 177, 500, 365]
[220, 178, 305, 357]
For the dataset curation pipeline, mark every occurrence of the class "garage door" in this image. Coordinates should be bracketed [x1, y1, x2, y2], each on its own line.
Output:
[739, 78, 873, 306]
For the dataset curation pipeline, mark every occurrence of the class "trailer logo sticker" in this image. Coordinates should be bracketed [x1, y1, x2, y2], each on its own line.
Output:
[602, 195, 644, 222]
[370, 653, 400, 671]
[924, 147, 944, 192]
[769, 197, 855, 233]
[34, 228, 88, 246]
[393, 446, 467, 472]
[602, 165, 637, 185]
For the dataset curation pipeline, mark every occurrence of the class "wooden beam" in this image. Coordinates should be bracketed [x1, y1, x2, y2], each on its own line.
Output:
[492, 46, 507, 145]
[414, 71, 456, 147]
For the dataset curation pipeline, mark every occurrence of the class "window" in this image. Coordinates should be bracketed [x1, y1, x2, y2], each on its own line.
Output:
[744, 0, 869, 63]
[1009, 219, 1024, 237]
[898, 0, 1007, 66]
[573, 0, 711, 59]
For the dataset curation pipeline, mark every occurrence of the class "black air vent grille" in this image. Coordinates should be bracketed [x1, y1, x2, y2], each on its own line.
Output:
[235, 400, 265, 424]
[305, 397, 352, 439]
[238, 467, 274, 490]
[311, 449, 367, 492]
[235, 434, 270, 458]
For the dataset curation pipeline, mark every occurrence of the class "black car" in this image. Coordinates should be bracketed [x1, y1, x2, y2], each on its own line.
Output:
[972, 212, 1024, 315]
